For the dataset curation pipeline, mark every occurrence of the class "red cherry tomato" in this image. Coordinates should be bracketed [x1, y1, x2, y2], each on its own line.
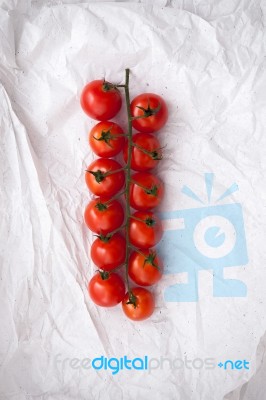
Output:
[89, 121, 125, 158]
[130, 172, 164, 211]
[91, 233, 126, 271]
[85, 158, 125, 197]
[130, 93, 168, 133]
[80, 80, 122, 121]
[128, 249, 163, 286]
[123, 132, 162, 171]
[129, 211, 163, 249]
[122, 287, 155, 321]
[84, 198, 124, 234]
[89, 271, 125, 307]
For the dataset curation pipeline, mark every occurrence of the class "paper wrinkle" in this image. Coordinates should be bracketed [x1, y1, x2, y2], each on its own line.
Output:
[224, 329, 266, 400]
[1, 1, 266, 399]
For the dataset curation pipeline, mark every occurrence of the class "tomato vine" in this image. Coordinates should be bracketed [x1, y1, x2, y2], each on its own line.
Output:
[81, 68, 168, 321]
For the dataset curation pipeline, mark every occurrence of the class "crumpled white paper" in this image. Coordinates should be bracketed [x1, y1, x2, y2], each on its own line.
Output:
[0, 1, 266, 399]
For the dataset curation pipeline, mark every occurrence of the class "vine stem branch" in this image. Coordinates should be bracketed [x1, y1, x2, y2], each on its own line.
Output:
[124, 68, 132, 292]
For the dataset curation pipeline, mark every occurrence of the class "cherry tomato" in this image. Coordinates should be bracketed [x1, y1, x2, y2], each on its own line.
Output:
[122, 287, 155, 321]
[129, 211, 163, 249]
[130, 172, 164, 211]
[128, 249, 163, 286]
[91, 233, 126, 271]
[123, 132, 162, 171]
[89, 271, 125, 307]
[80, 80, 122, 121]
[130, 93, 168, 133]
[85, 158, 125, 197]
[84, 198, 124, 234]
[89, 121, 125, 158]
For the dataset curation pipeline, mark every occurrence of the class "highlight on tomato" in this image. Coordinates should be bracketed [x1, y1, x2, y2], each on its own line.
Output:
[84, 198, 124, 234]
[81, 79, 122, 121]
[122, 287, 155, 321]
[91, 233, 126, 271]
[123, 132, 162, 171]
[129, 172, 164, 211]
[130, 93, 168, 133]
[85, 158, 125, 197]
[129, 211, 163, 249]
[89, 271, 125, 307]
[89, 121, 125, 158]
[128, 249, 163, 286]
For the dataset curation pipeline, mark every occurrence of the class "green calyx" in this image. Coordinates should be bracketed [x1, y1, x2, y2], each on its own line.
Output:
[136, 102, 161, 118]
[145, 185, 158, 197]
[95, 202, 108, 212]
[87, 169, 106, 183]
[145, 217, 156, 227]
[143, 252, 160, 270]
[93, 129, 115, 148]
[102, 80, 117, 92]
[150, 150, 162, 160]
[98, 270, 110, 280]
[95, 233, 111, 243]
[126, 291, 138, 308]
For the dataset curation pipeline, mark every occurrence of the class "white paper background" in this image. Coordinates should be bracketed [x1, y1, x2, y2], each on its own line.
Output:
[1, 1, 266, 399]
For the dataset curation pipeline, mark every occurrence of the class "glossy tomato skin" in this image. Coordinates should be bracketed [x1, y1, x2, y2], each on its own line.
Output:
[89, 121, 125, 158]
[85, 158, 125, 197]
[91, 233, 126, 271]
[80, 80, 122, 121]
[123, 132, 162, 171]
[122, 287, 155, 321]
[84, 198, 124, 234]
[130, 93, 168, 133]
[89, 272, 125, 307]
[128, 249, 163, 286]
[129, 211, 163, 249]
[129, 172, 164, 211]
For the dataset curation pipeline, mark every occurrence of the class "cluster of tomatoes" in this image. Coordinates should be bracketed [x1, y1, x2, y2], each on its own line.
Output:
[80, 71, 168, 321]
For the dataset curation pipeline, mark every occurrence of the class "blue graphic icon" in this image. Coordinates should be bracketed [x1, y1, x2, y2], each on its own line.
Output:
[158, 173, 248, 302]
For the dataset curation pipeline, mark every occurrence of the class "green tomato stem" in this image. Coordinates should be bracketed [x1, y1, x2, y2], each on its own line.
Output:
[131, 142, 163, 160]
[124, 68, 133, 292]
[104, 167, 126, 177]
[129, 179, 159, 196]
[102, 189, 126, 205]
